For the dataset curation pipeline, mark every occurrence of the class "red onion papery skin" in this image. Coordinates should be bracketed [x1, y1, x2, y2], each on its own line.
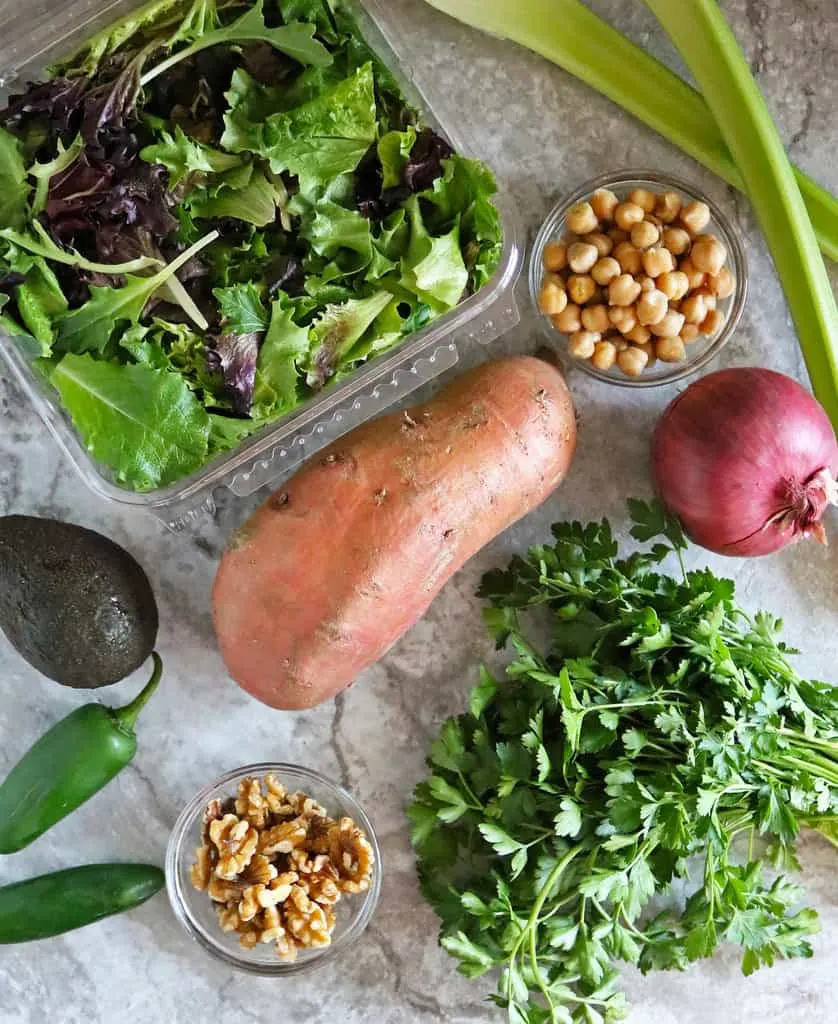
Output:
[652, 368, 838, 557]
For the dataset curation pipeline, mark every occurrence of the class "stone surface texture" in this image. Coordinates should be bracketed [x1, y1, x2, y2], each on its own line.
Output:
[1, 0, 838, 1021]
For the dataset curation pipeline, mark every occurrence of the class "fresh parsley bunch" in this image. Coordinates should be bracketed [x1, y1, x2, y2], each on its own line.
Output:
[410, 501, 838, 1024]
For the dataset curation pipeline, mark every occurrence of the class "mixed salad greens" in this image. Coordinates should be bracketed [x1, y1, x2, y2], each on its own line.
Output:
[0, 0, 503, 491]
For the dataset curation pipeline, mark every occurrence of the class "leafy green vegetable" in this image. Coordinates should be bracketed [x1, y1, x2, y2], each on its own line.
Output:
[56, 232, 217, 355]
[1, 0, 503, 491]
[304, 290, 391, 387]
[412, 501, 838, 1022]
[252, 299, 309, 417]
[52, 354, 210, 490]
[225, 63, 378, 198]
[140, 0, 333, 85]
[214, 283, 269, 334]
[422, 0, 838, 264]
[28, 135, 85, 215]
[0, 223, 162, 276]
[0, 127, 30, 229]
[139, 128, 242, 185]
[643, 0, 838, 429]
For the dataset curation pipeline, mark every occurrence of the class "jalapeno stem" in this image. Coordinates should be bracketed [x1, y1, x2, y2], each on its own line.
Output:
[112, 653, 163, 732]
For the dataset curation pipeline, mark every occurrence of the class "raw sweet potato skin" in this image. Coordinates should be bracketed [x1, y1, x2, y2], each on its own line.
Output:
[212, 355, 576, 710]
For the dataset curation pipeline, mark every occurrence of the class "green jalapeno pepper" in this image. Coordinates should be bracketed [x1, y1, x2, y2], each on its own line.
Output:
[0, 653, 163, 854]
[0, 863, 164, 943]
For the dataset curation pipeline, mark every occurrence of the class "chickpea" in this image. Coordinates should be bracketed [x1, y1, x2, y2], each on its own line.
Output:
[707, 265, 736, 299]
[680, 323, 700, 344]
[584, 231, 613, 257]
[591, 339, 618, 371]
[680, 199, 711, 235]
[608, 304, 637, 335]
[628, 188, 656, 214]
[662, 226, 691, 256]
[568, 274, 597, 305]
[566, 201, 599, 235]
[680, 256, 706, 290]
[641, 247, 675, 278]
[613, 337, 630, 352]
[552, 303, 582, 334]
[656, 336, 687, 363]
[562, 232, 581, 247]
[681, 293, 708, 325]
[696, 287, 717, 310]
[690, 234, 727, 276]
[639, 276, 656, 292]
[650, 310, 686, 338]
[617, 345, 649, 377]
[568, 330, 600, 359]
[625, 323, 651, 345]
[657, 270, 690, 301]
[539, 279, 568, 316]
[608, 273, 642, 307]
[630, 220, 661, 250]
[614, 242, 643, 275]
[614, 201, 645, 231]
[655, 191, 682, 223]
[637, 342, 657, 368]
[542, 242, 568, 273]
[608, 227, 630, 246]
[581, 304, 611, 334]
[567, 242, 600, 274]
[591, 188, 619, 221]
[591, 256, 621, 286]
[637, 289, 669, 326]
[700, 307, 725, 335]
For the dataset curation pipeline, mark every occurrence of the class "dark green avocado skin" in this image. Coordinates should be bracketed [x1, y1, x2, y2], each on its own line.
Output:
[0, 516, 159, 688]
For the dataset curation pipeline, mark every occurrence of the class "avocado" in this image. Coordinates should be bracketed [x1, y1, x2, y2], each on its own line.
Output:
[0, 516, 159, 688]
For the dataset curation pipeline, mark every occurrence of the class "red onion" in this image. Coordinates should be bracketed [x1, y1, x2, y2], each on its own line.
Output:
[652, 368, 838, 556]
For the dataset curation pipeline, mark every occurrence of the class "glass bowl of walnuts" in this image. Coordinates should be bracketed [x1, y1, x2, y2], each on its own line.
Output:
[166, 763, 382, 975]
[530, 170, 748, 386]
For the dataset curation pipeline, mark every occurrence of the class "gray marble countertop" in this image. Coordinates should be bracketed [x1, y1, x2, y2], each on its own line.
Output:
[2, 1, 838, 1021]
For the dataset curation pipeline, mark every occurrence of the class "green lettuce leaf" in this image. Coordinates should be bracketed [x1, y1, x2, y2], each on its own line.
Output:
[188, 168, 286, 227]
[401, 196, 468, 310]
[56, 232, 217, 355]
[224, 63, 378, 199]
[303, 199, 373, 273]
[209, 414, 258, 454]
[0, 222, 162, 275]
[304, 290, 391, 388]
[141, 0, 333, 86]
[378, 127, 417, 189]
[420, 155, 503, 290]
[214, 283, 269, 333]
[139, 127, 242, 185]
[165, 0, 220, 47]
[51, 353, 211, 490]
[28, 135, 84, 215]
[252, 298, 309, 417]
[0, 127, 30, 230]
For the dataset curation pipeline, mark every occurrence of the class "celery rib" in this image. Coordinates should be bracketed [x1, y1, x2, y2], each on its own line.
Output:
[423, 0, 838, 263]
[643, 0, 838, 428]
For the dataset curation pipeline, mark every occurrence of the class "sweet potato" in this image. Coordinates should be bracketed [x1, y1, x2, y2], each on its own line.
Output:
[212, 354, 576, 710]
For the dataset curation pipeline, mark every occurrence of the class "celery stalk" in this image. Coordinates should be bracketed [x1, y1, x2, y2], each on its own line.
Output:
[643, 0, 838, 427]
[422, 0, 838, 263]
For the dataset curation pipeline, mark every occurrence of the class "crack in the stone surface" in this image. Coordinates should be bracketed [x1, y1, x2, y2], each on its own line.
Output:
[745, 0, 768, 75]
[330, 691, 351, 788]
[790, 86, 815, 152]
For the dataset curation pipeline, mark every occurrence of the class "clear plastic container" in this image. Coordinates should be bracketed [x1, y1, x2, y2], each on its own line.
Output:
[0, 0, 523, 531]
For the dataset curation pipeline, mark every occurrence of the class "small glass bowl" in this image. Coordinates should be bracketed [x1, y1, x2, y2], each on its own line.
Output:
[166, 763, 382, 976]
[529, 169, 748, 387]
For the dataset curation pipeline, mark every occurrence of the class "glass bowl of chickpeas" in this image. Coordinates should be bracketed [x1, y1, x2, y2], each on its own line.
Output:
[530, 170, 748, 385]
